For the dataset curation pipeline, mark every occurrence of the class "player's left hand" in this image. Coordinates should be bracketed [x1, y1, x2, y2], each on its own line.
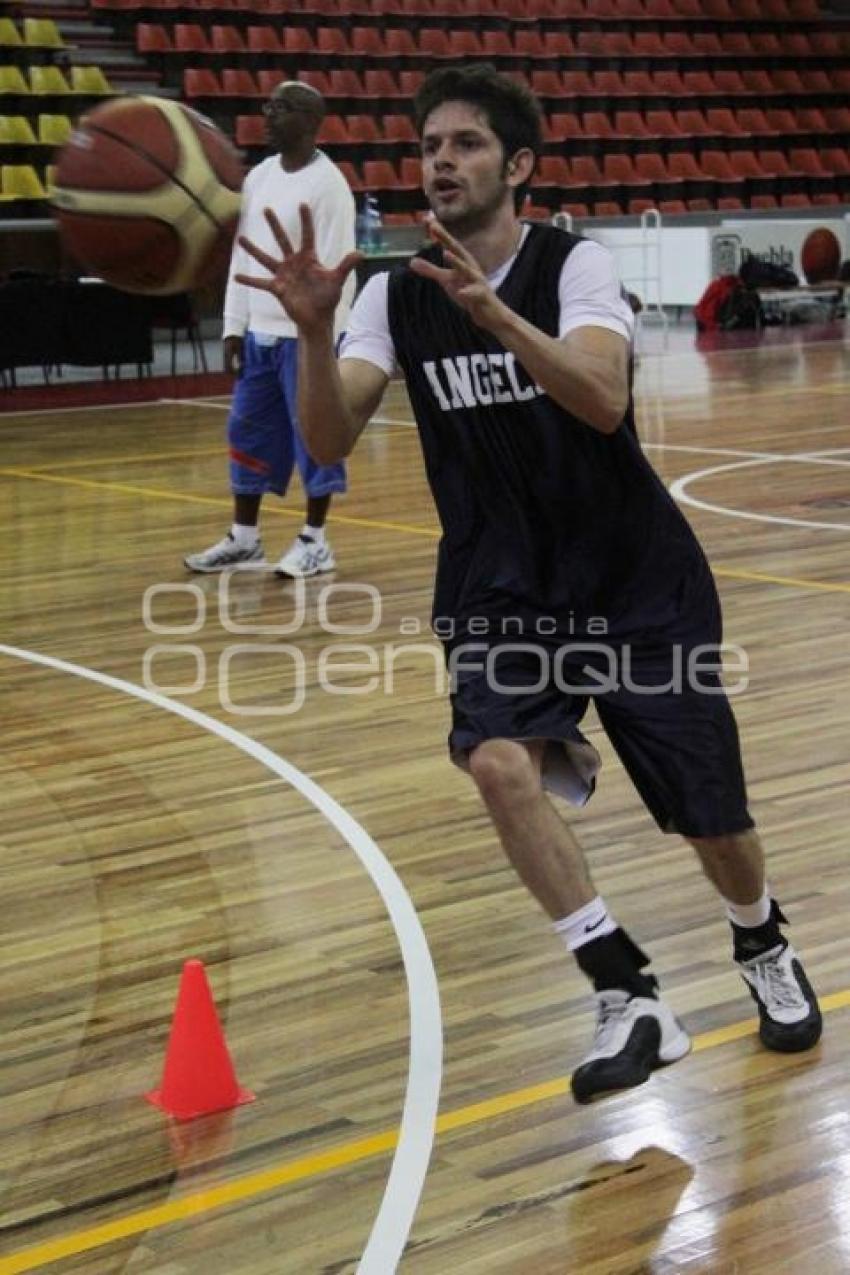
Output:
[410, 220, 510, 332]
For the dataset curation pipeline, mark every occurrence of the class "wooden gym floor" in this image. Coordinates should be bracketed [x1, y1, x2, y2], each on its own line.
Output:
[1, 321, 849, 1274]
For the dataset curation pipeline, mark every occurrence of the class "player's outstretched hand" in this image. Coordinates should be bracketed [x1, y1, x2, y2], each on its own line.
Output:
[236, 204, 361, 335]
[410, 219, 509, 332]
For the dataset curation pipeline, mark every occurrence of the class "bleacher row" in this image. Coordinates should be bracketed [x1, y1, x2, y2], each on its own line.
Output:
[137, 24, 850, 62]
[90, 0, 823, 24]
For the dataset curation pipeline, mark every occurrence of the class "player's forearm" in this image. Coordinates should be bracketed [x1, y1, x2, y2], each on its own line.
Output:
[488, 308, 627, 434]
[297, 325, 360, 463]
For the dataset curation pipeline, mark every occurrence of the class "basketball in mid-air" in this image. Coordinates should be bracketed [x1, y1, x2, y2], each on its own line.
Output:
[800, 226, 842, 284]
[50, 96, 243, 295]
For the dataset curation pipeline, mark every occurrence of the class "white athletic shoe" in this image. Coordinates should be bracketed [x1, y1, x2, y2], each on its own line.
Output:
[275, 534, 336, 578]
[571, 990, 691, 1104]
[736, 941, 822, 1053]
[184, 533, 266, 573]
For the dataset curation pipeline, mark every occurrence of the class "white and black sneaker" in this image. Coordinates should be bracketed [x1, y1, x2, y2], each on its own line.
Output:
[571, 990, 691, 1104]
[275, 534, 336, 579]
[737, 941, 822, 1053]
[184, 533, 266, 573]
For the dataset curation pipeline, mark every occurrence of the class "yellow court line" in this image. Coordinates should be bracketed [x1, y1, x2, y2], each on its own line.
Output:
[2, 989, 848, 1274]
[4, 466, 850, 594]
[712, 566, 850, 595]
[0, 468, 439, 539]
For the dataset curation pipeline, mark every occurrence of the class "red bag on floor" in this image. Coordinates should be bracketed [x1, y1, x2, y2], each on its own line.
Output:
[695, 274, 740, 331]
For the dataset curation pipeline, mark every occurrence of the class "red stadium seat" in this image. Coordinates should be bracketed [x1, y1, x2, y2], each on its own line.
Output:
[675, 110, 712, 137]
[211, 25, 245, 55]
[534, 156, 573, 189]
[779, 193, 811, 208]
[136, 23, 172, 54]
[336, 159, 362, 190]
[385, 30, 418, 59]
[615, 112, 651, 139]
[383, 114, 417, 143]
[546, 113, 583, 141]
[235, 114, 265, 147]
[257, 68, 287, 94]
[645, 111, 681, 137]
[174, 24, 210, 54]
[592, 71, 629, 97]
[736, 109, 778, 137]
[561, 71, 594, 96]
[183, 67, 221, 97]
[282, 28, 314, 57]
[515, 31, 547, 60]
[605, 153, 651, 189]
[795, 109, 828, 133]
[713, 71, 747, 96]
[316, 27, 350, 58]
[316, 114, 350, 144]
[363, 70, 402, 99]
[582, 112, 616, 139]
[720, 33, 754, 57]
[347, 115, 382, 143]
[351, 28, 389, 59]
[706, 108, 744, 136]
[221, 68, 260, 97]
[247, 26, 283, 55]
[419, 30, 452, 58]
[632, 32, 665, 57]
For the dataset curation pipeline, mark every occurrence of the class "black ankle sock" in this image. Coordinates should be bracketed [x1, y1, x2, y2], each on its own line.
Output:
[574, 927, 658, 999]
[732, 898, 789, 962]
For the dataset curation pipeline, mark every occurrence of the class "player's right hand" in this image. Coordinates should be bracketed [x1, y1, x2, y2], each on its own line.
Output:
[223, 335, 243, 376]
[235, 204, 361, 337]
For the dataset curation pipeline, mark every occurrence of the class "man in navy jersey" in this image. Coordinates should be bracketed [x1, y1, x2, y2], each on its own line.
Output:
[235, 66, 821, 1102]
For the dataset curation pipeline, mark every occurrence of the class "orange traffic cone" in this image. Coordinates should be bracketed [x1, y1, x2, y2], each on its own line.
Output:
[146, 959, 255, 1121]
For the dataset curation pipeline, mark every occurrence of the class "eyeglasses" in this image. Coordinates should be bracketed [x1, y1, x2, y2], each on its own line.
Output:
[263, 98, 304, 116]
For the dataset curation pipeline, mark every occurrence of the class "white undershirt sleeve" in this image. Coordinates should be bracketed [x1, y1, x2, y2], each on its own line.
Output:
[557, 239, 635, 342]
[338, 271, 397, 377]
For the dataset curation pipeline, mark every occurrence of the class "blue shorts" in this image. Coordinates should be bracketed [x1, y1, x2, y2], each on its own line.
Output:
[227, 332, 347, 499]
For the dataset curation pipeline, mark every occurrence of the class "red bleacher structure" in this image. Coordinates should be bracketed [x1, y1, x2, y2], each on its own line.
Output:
[1, 0, 849, 217]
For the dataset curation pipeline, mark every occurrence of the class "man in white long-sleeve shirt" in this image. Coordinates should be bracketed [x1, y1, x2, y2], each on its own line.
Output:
[185, 80, 356, 577]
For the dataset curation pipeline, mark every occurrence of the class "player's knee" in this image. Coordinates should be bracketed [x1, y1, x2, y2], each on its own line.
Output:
[467, 739, 539, 809]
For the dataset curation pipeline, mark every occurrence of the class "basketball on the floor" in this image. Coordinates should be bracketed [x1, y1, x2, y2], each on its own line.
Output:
[50, 96, 244, 296]
[800, 226, 842, 284]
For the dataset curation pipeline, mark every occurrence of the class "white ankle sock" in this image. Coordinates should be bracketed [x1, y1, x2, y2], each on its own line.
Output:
[554, 896, 618, 952]
[725, 888, 771, 928]
[231, 523, 259, 548]
[302, 523, 325, 545]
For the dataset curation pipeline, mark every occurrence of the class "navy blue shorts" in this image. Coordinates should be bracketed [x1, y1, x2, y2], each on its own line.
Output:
[227, 333, 347, 499]
[447, 584, 753, 839]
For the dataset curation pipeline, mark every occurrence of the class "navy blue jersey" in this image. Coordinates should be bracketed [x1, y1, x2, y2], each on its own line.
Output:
[387, 223, 711, 642]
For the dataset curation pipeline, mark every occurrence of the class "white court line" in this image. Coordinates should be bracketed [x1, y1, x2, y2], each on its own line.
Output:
[0, 644, 443, 1275]
[159, 397, 233, 409]
[670, 453, 850, 532]
[0, 399, 169, 420]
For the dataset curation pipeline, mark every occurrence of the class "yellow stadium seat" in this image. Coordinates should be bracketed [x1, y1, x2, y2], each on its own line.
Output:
[1, 164, 48, 199]
[0, 65, 30, 94]
[29, 65, 71, 95]
[70, 65, 112, 94]
[0, 114, 37, 144]
[38, 113, 72, 145]
[23, 19, 66, 49]
[45, 162, 56, 193]
[0, 18, 23, 48]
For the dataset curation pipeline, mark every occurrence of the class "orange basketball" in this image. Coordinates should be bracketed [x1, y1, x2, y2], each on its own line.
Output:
[50, 96, 244, 295]
[800, 226, 842, 285]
